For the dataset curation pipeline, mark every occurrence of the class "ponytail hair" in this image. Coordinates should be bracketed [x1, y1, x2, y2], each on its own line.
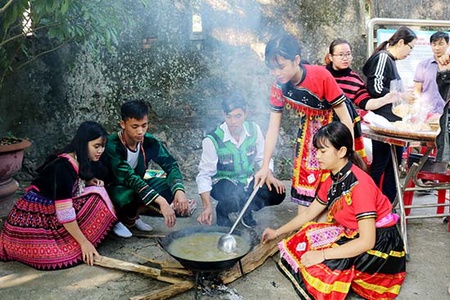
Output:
[313, 122, 369, 173]
[349, 150, 369, 173]
[373, 26, 417, 54]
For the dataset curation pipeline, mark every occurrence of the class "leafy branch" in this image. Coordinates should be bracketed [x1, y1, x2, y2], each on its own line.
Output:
[0, 0, 15, 15]
[16, 40, 68, 71]
[0, 0, 149, 88]
[0, 23, 59, 47]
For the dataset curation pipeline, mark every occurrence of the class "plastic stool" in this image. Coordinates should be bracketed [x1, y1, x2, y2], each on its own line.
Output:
[403, 171, 450, 232]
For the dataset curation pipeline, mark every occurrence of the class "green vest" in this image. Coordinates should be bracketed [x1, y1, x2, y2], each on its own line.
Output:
[207, 122, 258, 184]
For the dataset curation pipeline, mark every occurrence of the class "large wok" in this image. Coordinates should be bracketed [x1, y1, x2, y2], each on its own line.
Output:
[158, 226, 255, 272]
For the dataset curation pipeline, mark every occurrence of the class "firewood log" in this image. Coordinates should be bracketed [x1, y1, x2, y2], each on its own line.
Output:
[220, 231, 293, 284]
[129, 280, 195, 300]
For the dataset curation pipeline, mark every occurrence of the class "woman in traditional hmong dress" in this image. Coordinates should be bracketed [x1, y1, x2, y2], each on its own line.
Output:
[254, 34, 354, 214]
[0, 121, 118, 270]
[262, 121, 406, 300]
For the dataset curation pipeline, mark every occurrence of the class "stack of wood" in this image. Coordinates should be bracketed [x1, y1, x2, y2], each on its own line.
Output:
[94, 232, 290, 300]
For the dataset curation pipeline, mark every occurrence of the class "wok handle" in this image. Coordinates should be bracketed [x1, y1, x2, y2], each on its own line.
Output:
[228, 186, 260, 234]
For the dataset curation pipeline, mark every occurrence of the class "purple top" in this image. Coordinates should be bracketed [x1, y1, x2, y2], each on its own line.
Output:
[414, 57, 445, 114]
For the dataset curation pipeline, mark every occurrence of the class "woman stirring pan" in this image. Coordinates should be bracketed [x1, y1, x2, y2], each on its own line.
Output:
[262, 121, 406, 300]
[254, 34, 354, 215]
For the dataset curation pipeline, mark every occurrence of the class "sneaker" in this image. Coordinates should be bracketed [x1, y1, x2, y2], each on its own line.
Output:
[241, 213, 257, 229]
[135, 218, 153, 232]
[112, 222, 133, 238]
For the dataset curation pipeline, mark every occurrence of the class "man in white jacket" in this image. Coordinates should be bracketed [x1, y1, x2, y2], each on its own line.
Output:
[196, 94, 286, 227]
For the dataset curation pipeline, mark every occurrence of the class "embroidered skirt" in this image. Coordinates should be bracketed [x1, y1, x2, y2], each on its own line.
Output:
[290, 109, 367, 206]
[277, 222, 406, 300]
[291, 116, 330, 205]
[0, 187, 117, 270]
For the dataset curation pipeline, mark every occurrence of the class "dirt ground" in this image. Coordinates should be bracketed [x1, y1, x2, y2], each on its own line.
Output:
[0, 181, 449, 300]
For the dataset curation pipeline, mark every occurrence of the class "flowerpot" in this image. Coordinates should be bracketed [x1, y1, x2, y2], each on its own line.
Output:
[0, 138, 32, 201]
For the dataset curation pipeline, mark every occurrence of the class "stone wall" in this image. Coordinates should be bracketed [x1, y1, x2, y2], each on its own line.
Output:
[368, 0, 450, 20]
[1, 0, 449, 182]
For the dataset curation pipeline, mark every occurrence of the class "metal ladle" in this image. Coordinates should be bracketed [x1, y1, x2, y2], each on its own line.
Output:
[218, 186, 260, 254]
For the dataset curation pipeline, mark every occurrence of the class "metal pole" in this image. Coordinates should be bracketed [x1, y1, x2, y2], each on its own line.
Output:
[390, 144, 409, 255]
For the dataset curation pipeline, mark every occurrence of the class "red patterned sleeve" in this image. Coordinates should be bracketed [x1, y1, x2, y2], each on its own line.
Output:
[55, 199, 76, 223]
[269, 82, 285, 112]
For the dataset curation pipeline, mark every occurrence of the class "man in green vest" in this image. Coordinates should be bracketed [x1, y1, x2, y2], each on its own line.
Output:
[196, 94, 286, 227]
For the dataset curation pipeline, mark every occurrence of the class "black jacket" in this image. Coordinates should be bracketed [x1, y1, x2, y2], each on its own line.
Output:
[436, 70, 450, 162]
[362, 50, 401, 122]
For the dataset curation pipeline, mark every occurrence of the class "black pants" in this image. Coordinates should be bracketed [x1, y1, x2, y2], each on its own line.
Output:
[107, 177, 174, 224]
[370, 141, 402, 203]
[210, 178, 286, 218]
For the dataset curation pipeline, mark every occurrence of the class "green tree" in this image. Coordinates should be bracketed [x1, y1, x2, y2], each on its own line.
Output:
[0, 0, 148, 87]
